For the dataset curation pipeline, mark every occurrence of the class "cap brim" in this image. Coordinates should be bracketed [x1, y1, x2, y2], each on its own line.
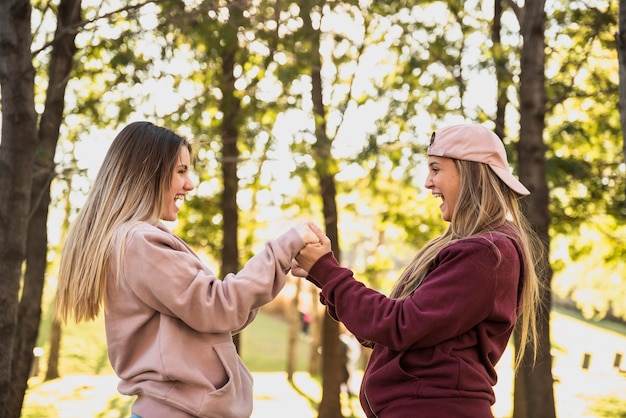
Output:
[489, 165, 530, 196]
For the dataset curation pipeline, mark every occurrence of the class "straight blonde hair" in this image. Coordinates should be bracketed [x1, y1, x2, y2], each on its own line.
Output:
[390, 159, 541, 370]
[55, 121, 192, 323]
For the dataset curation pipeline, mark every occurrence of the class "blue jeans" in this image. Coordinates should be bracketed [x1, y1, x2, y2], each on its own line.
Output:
[130, 414, 142, 418]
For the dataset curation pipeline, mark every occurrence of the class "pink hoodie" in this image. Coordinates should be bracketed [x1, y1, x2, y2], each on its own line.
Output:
[105, 222, 303, 418]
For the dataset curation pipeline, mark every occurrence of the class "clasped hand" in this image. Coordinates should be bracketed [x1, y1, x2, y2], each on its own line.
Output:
[292, 222, 331, 278]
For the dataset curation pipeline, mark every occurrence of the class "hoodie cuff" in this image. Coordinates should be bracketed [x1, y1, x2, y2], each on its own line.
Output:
[306, 251, 338, 287]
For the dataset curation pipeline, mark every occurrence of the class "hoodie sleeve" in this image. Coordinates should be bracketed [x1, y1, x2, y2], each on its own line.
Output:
[118, 224, 304, 333]
[306, 235, 521, 351]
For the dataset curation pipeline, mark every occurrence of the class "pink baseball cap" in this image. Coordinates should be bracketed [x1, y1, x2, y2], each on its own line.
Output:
[427, 123, 530, 196]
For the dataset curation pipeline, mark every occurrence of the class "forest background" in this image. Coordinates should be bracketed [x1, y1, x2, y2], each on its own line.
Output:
[0, 0, 624, 418]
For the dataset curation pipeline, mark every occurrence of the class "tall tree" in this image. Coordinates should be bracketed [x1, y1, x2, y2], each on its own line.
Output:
[45, 153, 81, 381]
[511, 0, 557, 416]
[0, 0, 39, 412]
[218, 0, 245, 351]
[0, 0, 82, 415]
[8, 1, 82, 415]
[545, 0, 622, 320]
[300, 1, 344, 416]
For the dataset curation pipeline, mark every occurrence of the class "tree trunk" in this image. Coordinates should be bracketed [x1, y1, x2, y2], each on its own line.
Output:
[219, 0, 244, 352]
[46, 142, 79, 383]
[513, 0, 556, 417]
[45, 320, 61, 381]
[0, 0, 39, 414]
[303, 1, 343, 414]
[308, 289, 323, 375]
[315, 174, 343, 418]
[287, 277, 302, 381]
[617, 0, 626, 203]
[6, 1, 81, 416]
[492, 0, 507, 138]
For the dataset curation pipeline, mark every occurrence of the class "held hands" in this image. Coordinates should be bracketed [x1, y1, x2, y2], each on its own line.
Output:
[294, 221, 321, 245]
[291, 222, 331, 278]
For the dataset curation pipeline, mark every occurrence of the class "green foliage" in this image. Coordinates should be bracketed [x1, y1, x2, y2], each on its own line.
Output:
[21, 405, 60, 418]
[587, 396, 626, 417]
[40, 0, 626, 326]
[539, 0, 626, 321]
[553, 234, 626, 320]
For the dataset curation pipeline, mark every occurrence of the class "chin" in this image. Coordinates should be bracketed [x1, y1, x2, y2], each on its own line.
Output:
[160, 213, 177, 222]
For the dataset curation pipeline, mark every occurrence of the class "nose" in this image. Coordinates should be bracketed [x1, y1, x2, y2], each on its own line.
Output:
[184, 177, 195, 191]
[424, 173, 434, 190]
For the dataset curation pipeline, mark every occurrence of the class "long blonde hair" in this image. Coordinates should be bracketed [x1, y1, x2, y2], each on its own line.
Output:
[55, 121, 192, 323]
[391, 159, 541, 370]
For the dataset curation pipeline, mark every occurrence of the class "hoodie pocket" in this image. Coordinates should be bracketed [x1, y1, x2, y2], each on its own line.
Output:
[163, 342, 254, 418]
[198, 342, 253, 417]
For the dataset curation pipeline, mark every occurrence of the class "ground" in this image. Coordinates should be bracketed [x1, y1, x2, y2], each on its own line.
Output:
[22, 310, 626, 417]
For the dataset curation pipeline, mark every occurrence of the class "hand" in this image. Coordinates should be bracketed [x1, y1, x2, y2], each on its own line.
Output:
[290, 258, 309, 278]
[294, 221, 320, 245]
[295, 223, 332, 272]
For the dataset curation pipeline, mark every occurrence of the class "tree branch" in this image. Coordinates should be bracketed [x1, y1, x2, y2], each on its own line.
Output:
[32, 0, 159, 56]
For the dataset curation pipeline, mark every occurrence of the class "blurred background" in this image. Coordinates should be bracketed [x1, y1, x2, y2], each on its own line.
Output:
[1, 0, 624, 417]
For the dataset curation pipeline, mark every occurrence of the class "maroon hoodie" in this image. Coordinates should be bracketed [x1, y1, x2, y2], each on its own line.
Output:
[306, 225, 524, 417]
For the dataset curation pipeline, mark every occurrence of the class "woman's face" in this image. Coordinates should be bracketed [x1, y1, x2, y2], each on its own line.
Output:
[425, 156, 461, 222]
[161, 146, 194, 222]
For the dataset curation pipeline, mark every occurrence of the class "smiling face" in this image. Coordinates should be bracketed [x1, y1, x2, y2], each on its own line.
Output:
[160, 146, 194, 222]
[425, 156, 461, 222]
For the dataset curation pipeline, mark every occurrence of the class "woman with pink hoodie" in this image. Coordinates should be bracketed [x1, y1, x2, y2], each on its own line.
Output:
[56, 121, 318, 418]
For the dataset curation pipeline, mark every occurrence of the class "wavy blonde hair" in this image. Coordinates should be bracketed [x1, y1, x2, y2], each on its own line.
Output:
[55, 121, 192, 323]
[390, 159, 541, 370]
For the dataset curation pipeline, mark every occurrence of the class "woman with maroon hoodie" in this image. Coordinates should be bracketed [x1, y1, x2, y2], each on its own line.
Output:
[293, 123, 541, 417]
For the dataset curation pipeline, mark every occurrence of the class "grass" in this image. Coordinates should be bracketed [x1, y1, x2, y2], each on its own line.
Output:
[241, 310, 311, 371]
[587, 396, 626, 418]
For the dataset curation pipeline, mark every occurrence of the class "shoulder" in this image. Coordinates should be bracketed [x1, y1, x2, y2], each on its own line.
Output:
[124, 222, 180, 249]
[127, 222, 172, 238]
[441, 226, 520, 264]
[119, 222, 199, 270]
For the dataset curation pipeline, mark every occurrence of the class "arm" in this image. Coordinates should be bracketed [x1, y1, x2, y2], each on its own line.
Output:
[120, 223, 316, 333]
[305, 237, 521, 351]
